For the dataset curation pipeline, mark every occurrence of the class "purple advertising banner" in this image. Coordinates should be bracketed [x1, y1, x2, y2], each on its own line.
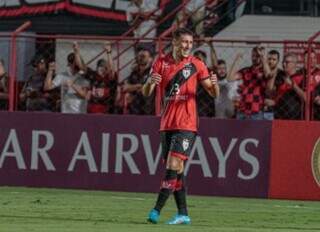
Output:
[0, 112, 272, 198]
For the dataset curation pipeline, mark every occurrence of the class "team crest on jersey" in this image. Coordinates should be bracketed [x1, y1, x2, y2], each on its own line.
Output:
[182, 68, 191, 79]
[182, 63, 192, 79]
[182, 138, 190, 151]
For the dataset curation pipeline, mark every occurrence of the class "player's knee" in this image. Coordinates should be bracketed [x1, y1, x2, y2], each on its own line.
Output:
[167, 156, 183, 171]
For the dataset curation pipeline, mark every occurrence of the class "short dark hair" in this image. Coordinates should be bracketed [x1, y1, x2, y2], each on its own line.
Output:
[268, 50, 280, 59]
[0, 59, 4, 66]
[137, 47, 153, 57]
[30, 55, 46, 67]
[217, 59, 226, 65]
[172, 28, 194, 40]
[194, 50, 207, 59]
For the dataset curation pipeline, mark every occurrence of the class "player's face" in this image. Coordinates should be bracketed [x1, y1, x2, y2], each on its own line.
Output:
[268, 54, 279, 70]
[217, 63, 227, 78]
[174, 34, 193, 58]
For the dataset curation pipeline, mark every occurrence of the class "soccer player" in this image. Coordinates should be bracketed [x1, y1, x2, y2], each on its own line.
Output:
[142, 28, 219, 225]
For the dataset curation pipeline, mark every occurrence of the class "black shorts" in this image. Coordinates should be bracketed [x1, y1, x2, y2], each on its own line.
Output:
[160, 130, 197, 161]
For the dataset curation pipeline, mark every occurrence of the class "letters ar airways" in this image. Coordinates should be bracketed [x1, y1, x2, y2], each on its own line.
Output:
[0, 129, 261, 181]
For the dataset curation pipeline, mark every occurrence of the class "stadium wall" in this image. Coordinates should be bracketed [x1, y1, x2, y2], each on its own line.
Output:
[0, 112, 319, 200]
[269, 121, 320, 200]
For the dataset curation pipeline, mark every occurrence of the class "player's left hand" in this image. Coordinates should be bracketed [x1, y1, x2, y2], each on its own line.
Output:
[209, 71, 218, 86]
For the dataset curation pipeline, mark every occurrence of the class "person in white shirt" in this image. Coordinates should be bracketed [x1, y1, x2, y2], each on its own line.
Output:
[44, 42, 90, 114]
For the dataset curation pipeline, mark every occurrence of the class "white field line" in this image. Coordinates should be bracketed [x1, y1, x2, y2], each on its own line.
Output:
[110, 196, 146, 201]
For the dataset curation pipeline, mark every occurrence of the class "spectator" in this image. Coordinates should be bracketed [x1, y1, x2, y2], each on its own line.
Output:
[215, 57, 242, 119]
[123, 47, 154, 115]
[207, 39, 242, 118]
[194, 49, 215, 117]
[313, 82, 320, 120]
[264, 50, 285, 120]
[0, 59, 8, 110]
[194, 40, 241, 118]
[203, 0, 221, 34]
[176, 0, 206, 38]
[86, 43, 118, 114]
[273, 53, 306, 120]
[126, 0, 161, 52]
[229, 46, 271, 120]
[44, 42, 90, 114]
[19, 55, 51, 111]
[298, 50, 320, 120]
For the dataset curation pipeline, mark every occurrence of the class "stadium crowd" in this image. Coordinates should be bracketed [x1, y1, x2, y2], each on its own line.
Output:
[0, 0, 319, 120]
[0, 39, 319, 121]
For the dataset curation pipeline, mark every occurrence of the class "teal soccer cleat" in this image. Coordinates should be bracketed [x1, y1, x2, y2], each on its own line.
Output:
[166, 214, 191, 225]
[147, 209, 160, 224]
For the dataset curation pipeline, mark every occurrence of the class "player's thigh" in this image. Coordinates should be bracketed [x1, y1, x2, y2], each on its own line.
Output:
[166, 130, 196, 169]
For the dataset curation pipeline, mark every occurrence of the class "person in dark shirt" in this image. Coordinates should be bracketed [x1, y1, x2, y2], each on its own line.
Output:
[87, 43, 117, 114]
[0, 59, 8, 110]
[274, 53, 306, 120]
[264, 50, 286, 120]
[297, 50, 320, 120]
[194, 49, 215, 117]
[123, 47, 155, 115]
[20, 55, 51, 111]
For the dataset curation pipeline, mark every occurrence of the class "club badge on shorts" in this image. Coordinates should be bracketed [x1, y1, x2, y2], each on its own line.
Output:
[182, 138, 190, 151]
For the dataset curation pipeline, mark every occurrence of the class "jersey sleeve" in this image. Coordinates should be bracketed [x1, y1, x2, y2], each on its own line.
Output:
[144, 58, 162, 84]
[197, 60, 209, 81]
[150, 57, 163, 75]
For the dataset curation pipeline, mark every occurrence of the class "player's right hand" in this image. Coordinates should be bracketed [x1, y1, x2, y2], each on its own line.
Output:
[149, 73, 162, 85]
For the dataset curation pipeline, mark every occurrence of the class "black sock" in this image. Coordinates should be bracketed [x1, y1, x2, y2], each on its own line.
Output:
[173, 173, 188, 216]
[154, 169, 177, 213]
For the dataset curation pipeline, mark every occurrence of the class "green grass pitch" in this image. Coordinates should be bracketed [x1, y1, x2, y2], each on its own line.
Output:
[0, 187, 319, 232]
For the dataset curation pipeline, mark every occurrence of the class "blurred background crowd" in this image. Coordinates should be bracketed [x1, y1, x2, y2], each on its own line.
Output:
[0, 0, 319, 120]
